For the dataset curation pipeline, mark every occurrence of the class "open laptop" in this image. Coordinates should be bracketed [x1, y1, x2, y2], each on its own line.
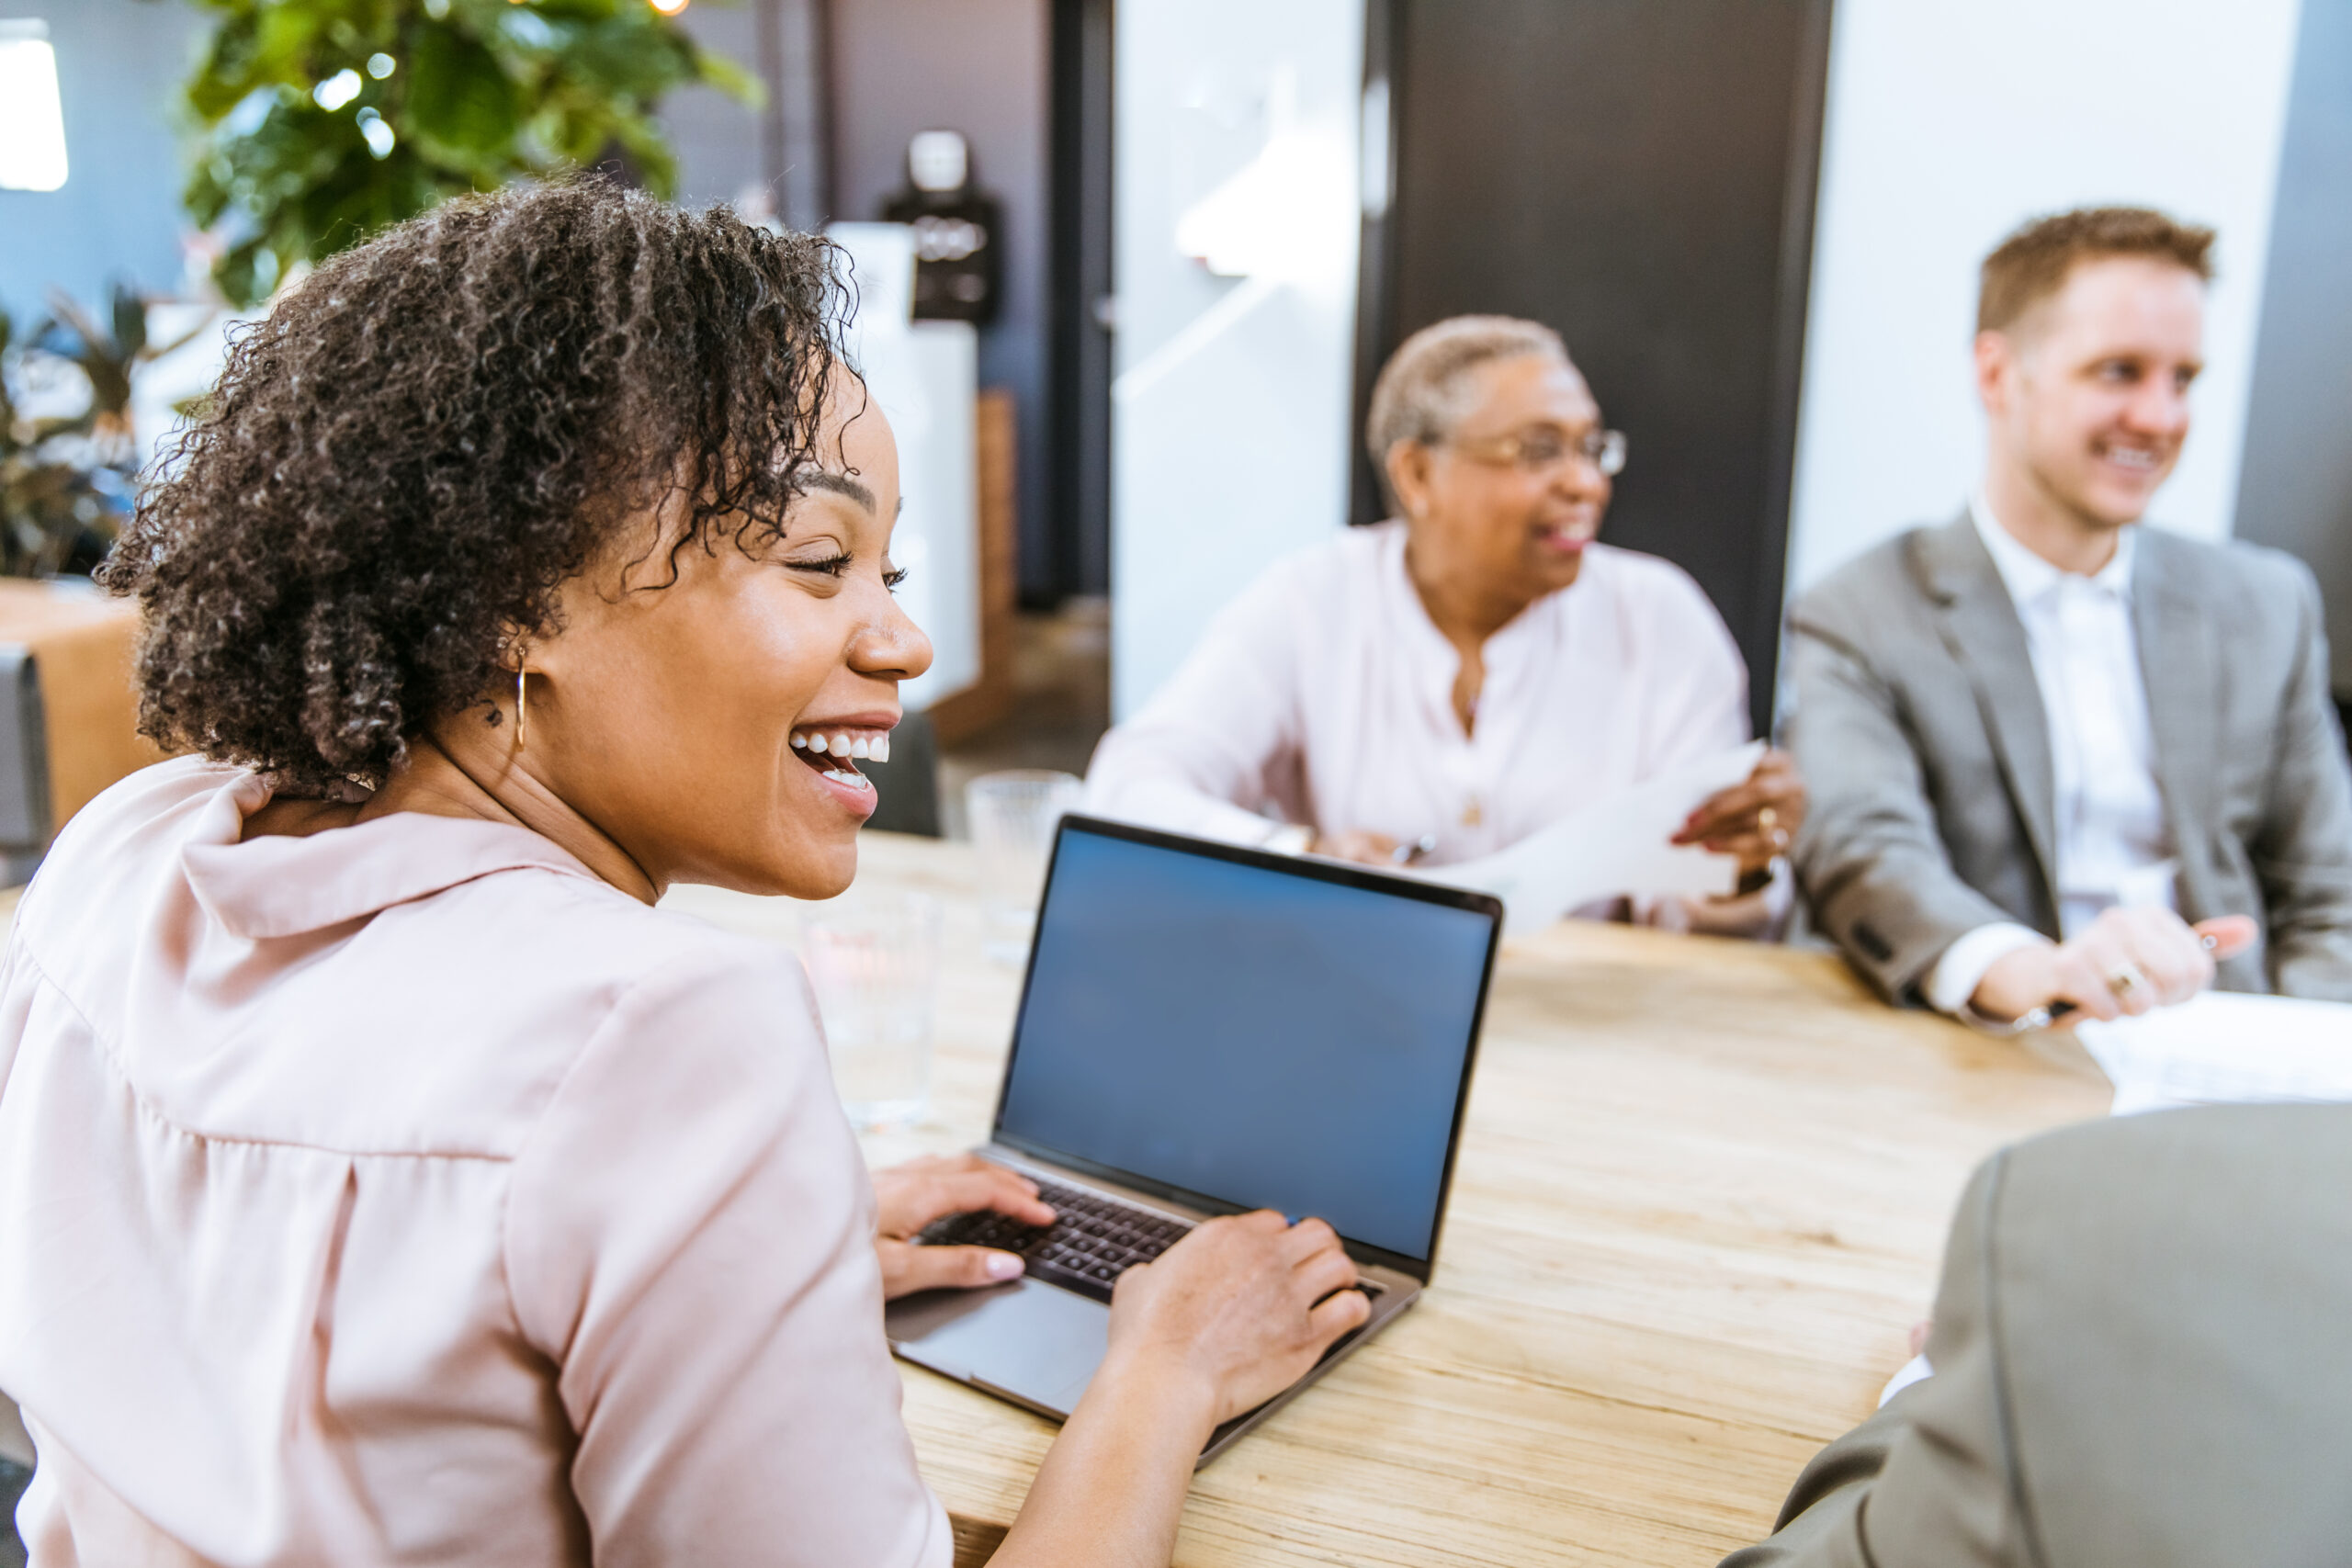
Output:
[885, 813, 1502, 1462]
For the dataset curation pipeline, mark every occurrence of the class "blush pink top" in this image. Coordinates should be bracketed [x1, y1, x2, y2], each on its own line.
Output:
[1086, 522, 1776, 932]
[0, 759, 950, 1566]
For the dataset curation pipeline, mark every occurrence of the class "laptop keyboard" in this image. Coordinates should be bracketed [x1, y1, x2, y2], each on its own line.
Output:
[917, 1176, 1193, 1303]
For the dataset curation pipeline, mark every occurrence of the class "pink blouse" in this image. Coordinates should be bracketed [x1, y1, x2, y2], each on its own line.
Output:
[0, 759, 949, 1566]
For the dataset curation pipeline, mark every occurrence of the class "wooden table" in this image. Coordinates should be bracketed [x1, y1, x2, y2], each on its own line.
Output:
[666, 833, 2112, 1567]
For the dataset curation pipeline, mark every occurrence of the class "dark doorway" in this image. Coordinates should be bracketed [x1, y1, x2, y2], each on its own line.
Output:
[1044, 0, 1115, 605]
[1355, 0, 1834, 736]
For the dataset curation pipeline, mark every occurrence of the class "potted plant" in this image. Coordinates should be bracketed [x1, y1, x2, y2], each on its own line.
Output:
[171, 0, 758, 306]
[0, 288, 200, 578]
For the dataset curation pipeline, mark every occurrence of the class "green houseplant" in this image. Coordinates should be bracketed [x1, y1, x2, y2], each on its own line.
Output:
[0, 289, 201, 577]
[175, 0, 758, 305]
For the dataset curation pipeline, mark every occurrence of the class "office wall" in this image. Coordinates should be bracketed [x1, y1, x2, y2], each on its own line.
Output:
[2233, 0, 2352, 693]
[1782, 0, 2306, 597]
[1109, 0, 1363, 718]
[831, 0, 1050, 600]
[662, 6, 765, 208]
[0, 1, 198, 314]
[1366, 0, 1829, 742]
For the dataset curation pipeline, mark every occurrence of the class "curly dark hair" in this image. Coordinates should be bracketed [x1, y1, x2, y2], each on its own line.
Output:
[96, 177, 854, 793]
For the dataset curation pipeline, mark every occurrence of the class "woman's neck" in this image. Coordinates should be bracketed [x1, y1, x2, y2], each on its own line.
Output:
[1403, 536, 1544, 653]
[358, 730, 662, 904]
[1403, 536, 1547, 737]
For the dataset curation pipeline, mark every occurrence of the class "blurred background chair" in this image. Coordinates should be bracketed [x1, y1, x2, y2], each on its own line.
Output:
[862, 709, 943, 837]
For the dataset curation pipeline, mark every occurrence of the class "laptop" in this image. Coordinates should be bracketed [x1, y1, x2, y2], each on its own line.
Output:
[885, 813, 1503, 1462]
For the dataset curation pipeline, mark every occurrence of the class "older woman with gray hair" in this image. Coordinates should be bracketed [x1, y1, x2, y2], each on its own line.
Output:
[1085, 314, 1806, 933]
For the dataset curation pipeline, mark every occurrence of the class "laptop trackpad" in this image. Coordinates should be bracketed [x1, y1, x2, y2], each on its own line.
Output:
[887, 1280, 1111, 1416]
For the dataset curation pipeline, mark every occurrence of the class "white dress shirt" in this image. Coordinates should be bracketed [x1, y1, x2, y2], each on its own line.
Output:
[1923, 501, 2178, 1013]
[1085, 521, 1780, 933]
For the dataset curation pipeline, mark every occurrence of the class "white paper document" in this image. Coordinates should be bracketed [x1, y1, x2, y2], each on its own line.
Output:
[2073, 990, 2352, 1116]
[1415, 742, 1762, 938]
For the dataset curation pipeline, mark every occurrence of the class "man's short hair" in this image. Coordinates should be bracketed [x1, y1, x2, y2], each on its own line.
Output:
[1977, 207, 2216, 335]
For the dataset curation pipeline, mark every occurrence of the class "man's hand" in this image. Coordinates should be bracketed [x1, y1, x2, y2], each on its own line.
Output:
[871, 1154, 1057, 1301]
[1675, 748, 1808, 879]
[1971, 907, 2260, 1023]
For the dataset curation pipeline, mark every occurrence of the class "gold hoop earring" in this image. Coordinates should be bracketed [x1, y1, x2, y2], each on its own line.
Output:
[514, 666, 529, 749]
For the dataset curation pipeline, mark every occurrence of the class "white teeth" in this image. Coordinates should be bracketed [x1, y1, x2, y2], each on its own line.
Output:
[873, 735, 890, 764]
[831, 732, 853, 756]
[806, 732, 828, 754]
[851, 737, 871, 760]
[825, 768, 871, 792]
[791, 732, 808, 750]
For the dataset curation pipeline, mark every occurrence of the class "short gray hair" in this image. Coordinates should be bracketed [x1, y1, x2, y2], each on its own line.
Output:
[1364, 315, 1571, 505]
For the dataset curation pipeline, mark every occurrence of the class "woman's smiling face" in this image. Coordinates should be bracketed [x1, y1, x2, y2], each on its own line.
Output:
[503, 388, 932, 900]
[1390, 354, 1613, 601]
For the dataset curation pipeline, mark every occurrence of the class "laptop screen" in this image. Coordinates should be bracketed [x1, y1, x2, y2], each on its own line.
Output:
[993, 819, 1498, 1266]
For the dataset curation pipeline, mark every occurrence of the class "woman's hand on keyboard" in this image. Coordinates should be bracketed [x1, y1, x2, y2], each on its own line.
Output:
[1103, 1211, 1373, 1429]
[871, 1155, 1057, 1300]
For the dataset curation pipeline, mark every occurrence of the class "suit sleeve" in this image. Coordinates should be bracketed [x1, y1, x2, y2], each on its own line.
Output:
[2250, 561, 2352, 1000]
[504, 946, 951, 1568]
[1083, 563, 1314, 848]
[1720, 1155, 2025, 1568]
[1784, 596, 2018, 1002]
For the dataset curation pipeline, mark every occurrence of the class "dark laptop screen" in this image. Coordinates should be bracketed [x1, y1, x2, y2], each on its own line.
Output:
[994, 821, 1497, 1263]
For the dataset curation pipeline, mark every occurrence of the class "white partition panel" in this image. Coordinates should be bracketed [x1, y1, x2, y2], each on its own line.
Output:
[1110, 0, 1363, 718]
[1783, 0, 2306, 597]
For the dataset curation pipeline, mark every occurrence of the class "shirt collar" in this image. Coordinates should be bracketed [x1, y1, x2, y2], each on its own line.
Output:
[180, 769, 606, 940]
[1969, 493, 2135, 605]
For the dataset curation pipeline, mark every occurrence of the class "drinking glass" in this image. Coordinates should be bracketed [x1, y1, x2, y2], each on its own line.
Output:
[967, 769, 1082, 964]
[800, 891, 944, 1129]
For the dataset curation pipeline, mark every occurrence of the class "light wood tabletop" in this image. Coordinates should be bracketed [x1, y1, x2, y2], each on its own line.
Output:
[664, 831, 2113, 1568]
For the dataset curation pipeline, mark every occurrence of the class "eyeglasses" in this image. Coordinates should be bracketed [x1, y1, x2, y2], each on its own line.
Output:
[1449, 425, 1628, 479]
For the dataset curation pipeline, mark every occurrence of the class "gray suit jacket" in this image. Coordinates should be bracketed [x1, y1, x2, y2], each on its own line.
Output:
[1786, 515, 2352, 1003]
[1724, 1103, 2352, 1567]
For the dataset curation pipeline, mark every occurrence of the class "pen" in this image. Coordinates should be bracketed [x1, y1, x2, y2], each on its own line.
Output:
[1391, 834, 1439, 866]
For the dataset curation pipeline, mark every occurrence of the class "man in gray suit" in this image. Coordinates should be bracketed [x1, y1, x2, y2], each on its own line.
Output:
[1788, 207, 2352, 1026]
[1723, 1102, 2352, 1565]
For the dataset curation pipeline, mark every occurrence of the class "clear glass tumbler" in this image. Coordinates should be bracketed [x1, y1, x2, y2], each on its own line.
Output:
[800, 891, 944, 1129]
[966, 769, 1083, 964]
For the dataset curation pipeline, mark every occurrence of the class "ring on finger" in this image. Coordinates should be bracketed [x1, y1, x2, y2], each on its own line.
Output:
[2106, 960, 2150, 998]
[1758, 806, 1790, 852]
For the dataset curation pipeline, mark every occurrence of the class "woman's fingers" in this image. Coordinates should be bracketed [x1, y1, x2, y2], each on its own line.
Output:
[1314, 829, 1401, 866]
[2196, 914, 2260, 961]
[1274, 1213, 1343, 1264]
[874, 1156, 1053, 1236]
[1292, 1247, 1362, 1305]
[1676, 754, 1805, 850]
[877, 1238, 1027, 1301]
[1674, 782, 1765, 844]
[1306, 1283, 1373, 1344]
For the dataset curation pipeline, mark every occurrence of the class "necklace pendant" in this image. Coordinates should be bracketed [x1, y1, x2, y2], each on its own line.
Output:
[1462, 797, 1483, 828]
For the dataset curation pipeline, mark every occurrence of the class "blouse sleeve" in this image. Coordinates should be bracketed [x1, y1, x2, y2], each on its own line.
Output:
[503, 942, 950, 1568]
[1083, 562, 1317, 849]
[1617, 561, 1790, 940]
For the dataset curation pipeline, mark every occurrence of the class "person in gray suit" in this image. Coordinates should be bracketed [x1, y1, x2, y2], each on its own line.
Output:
[1723, 1102, 2352, 1565]
[1787, 207, 2352, 1027]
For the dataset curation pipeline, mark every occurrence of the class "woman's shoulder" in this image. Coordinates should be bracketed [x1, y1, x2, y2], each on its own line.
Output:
[1579, 542, 1723, 622]
[1222, 525, 1400, 628]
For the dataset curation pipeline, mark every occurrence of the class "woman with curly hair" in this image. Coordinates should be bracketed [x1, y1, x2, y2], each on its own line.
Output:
[0, 180, 1363, 1566]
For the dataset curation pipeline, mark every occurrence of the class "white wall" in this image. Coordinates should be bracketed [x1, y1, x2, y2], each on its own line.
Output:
[1109, 0, 1363, 718]
[1783, 0, 2307, 597]
[830, 223, 981, 708]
